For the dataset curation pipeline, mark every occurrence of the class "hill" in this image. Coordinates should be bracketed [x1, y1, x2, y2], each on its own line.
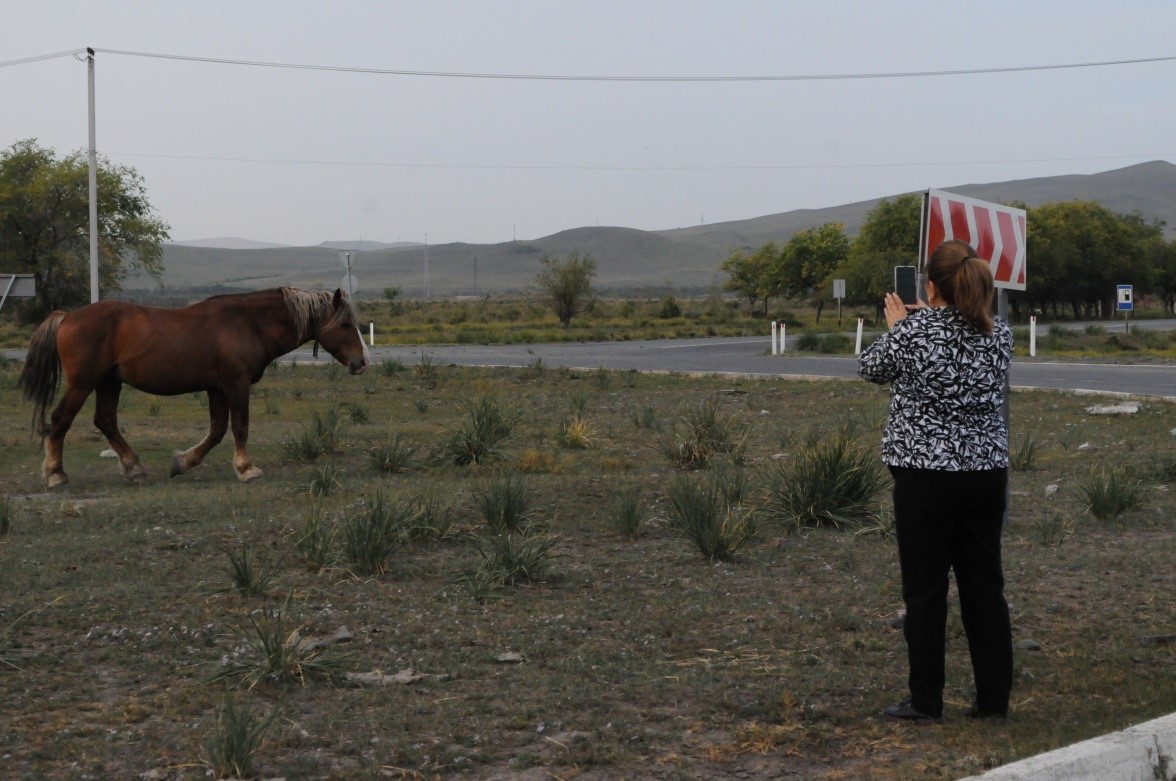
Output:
[129, 160, 1176, 297]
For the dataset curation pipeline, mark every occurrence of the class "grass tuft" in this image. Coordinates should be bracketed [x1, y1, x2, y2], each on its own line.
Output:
[214, 593, 352, 688]
[221, 543, 279, 597]
[763, 427, 888, 529]
[611, 484, 645, 536]
[368, 434, 420, 474]
[472, 475, 534, 533]
[437, 394, 519, 466]
[1081, 467, 1146, 522]
[295, 505, 338, 571]
[340, 492, 415, 577]
[205, 693, 279, 780]
[667, 474, 755, 562]
[1010, 430, 1045, 471]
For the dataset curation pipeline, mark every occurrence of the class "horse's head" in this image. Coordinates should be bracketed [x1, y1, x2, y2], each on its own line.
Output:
[319, 289, 370, 374]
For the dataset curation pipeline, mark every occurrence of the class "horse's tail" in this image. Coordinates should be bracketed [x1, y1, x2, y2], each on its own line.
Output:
[18, 312, 66, 436]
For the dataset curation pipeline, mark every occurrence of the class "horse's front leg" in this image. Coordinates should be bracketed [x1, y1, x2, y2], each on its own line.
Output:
[170, 390, 228, 477]
[94, 375, 147, 482]
[228, 389, 262, 482]
[42, 383, 94, 488]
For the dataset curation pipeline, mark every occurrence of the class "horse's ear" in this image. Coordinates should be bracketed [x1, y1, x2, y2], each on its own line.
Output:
[333, 288, 345, 307]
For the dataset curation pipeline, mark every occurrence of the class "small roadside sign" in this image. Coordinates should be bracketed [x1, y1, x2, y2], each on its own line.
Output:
[1117, 285, 1133, 311]
[832, 279, 846, 299]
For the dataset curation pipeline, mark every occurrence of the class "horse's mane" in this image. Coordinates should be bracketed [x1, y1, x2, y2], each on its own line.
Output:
[279, 287, 356, 342]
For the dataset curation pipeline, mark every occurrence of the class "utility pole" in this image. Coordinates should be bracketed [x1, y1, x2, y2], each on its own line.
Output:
[87, 47, 99, 303]
[424, 234, 430, 298]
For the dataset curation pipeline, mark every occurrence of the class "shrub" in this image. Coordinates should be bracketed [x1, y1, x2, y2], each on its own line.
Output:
[763, 427, 888, 529]
[658, 295, 682, 319]
[796, 333, 821, 351]
[0, 494, 10, 536]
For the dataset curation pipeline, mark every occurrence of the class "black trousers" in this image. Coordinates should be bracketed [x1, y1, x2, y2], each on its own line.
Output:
[889, 466, 1013, 717]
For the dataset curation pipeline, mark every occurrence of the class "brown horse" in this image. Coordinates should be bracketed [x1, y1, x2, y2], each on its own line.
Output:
[18, 287, 370, 488]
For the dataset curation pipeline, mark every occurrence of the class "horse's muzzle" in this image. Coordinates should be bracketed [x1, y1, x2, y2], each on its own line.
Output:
[349, 357, 369, 375]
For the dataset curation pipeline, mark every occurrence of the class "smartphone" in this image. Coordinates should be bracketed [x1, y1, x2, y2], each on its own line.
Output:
[894, 266, 918, 306]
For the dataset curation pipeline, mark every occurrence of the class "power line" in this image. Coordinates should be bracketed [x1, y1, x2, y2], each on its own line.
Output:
[105, 150, 1174, 172]
[0, 49, 86, 69]
[91, 47, 1176, 82]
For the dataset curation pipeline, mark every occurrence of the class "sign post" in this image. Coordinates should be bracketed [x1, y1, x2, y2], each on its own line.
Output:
[1117, 284, 1133, 334]
[833, 278, 846, 325]
[920, 190, 1027, 526]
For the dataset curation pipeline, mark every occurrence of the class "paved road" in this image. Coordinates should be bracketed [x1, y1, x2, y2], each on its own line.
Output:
[6, 329, 1174, 399]
[288, 334, 1176, 400]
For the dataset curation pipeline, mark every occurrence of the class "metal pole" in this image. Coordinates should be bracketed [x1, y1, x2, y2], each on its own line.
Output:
[998, 289, 1010, 525]
[87, 47, 99, 303]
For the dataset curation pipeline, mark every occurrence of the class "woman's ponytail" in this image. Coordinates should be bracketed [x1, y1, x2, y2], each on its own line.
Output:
[927, 240, 995, 334]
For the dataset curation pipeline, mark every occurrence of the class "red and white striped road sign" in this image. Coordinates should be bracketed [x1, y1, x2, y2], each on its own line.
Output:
[920, 189, 1027, 291]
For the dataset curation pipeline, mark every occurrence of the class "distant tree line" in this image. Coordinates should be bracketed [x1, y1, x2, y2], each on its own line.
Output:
[721, 194, 1176, 321]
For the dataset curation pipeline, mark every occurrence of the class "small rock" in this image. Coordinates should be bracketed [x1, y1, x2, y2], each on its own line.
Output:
[887, 612, 906, 629]
[1014, 640, 1042, 651]
[1045, 484, 1059, 496]
[345, 668, 450, 686]
[1085, 402, 1139, 415]
[99, 449, 118, 458]
[495, 651, 525, 663]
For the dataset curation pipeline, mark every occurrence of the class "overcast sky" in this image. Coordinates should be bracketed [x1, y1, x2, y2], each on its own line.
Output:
[3, 1, 1175, 247]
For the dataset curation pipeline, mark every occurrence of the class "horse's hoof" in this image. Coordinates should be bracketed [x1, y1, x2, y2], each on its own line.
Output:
[46, 472, 69, 489]
[237, 466, 263, 483]
[125, 463, 148, 483]
[170, 453, 186, 478]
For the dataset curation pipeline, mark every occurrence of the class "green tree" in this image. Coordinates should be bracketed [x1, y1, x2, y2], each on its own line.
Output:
[721, 242, 782, 315]
[834, 194, 922, 313]
[770, 222, 849, 322]
[1153, 238, 1176, 315]
[535, 250, 597, 327]
[1025, 201, 1155, 319]
[0, 139, 170, 318]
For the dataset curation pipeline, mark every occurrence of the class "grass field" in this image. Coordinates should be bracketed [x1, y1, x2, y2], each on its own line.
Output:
[0, 356, 1173, 780]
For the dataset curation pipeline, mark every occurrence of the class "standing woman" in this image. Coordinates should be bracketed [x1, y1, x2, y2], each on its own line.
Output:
[859, 239, 1014, 724]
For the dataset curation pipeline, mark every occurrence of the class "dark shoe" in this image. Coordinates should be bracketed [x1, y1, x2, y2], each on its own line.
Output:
[966, 705, 1008, 724]
[884, 698, 942, 725]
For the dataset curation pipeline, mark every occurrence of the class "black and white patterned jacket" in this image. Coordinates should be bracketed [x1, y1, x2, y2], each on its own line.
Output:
[858, 306, 1012, 471]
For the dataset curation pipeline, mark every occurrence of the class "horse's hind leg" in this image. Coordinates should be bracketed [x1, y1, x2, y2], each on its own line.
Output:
[43, 383, 93, 488]
[171, 390, 228, 477]
[93, 375, 147, 482]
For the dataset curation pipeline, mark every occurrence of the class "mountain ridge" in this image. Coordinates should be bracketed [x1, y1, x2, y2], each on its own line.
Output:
[132, 160, 1176, 297]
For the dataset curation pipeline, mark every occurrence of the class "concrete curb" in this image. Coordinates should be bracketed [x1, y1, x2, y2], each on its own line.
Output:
[957, 711, 1176, 781]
